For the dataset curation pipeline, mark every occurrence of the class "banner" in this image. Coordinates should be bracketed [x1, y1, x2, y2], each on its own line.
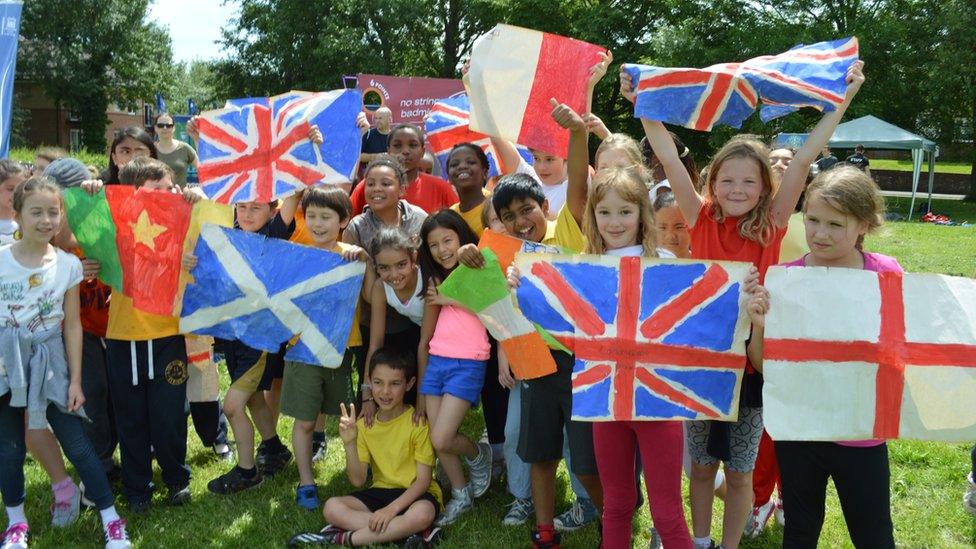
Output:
[0, 1, 22, 158]
[357, 73, 465, 124]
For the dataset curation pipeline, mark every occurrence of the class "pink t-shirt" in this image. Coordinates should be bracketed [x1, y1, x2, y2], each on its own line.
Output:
[782, 251, 903, 447]
[428, 305, 490, 361]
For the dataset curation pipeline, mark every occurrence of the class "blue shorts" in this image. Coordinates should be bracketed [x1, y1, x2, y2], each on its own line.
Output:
[419, 355, 487, 405]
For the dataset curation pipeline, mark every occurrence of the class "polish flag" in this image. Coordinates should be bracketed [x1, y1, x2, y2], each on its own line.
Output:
[466, 24, 605, 158]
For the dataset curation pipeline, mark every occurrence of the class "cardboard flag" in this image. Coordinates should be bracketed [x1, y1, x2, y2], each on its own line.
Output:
[622, 37, 859, 131]
[438, 249, 557, 380]
[196, 89, 362, 204]
[515, 253, 752, 422]
[180, 224, 365, 367]
[424, 93, 534, 177]
[762, 267, 976, 442]
[466, 24, 605, 158]
[478, 229, 564, 273]
[185, 334, 219, 403]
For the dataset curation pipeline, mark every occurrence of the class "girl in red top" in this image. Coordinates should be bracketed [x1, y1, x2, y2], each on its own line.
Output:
[623, 60, 865, 549]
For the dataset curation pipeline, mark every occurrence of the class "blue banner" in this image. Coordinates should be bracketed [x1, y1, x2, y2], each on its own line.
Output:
[0, 1, 22, 158]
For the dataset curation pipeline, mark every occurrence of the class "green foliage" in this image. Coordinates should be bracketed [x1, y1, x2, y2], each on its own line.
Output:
[8, 147, 107, 171]
[167, 61, 221, 114]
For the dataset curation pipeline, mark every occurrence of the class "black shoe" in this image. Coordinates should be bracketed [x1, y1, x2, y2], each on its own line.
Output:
[288, 524, 347, 547]
[257, 442, 293, 477]
[128, 498, 151, 515]
[167, 484, 191, 506]
[207, 466, 263, 495]
[402, 526, 443, 548]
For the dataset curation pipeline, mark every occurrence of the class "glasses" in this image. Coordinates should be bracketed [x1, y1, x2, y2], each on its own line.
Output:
[156, 123, 175, 128]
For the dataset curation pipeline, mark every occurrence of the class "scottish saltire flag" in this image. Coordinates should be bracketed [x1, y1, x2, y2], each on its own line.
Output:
[623, 37, 859, 131]
[515, 254, 752, 421]
[180, 224, 365, 367]
[763, 267, 976, 442]
[424, 94, 534, 177]
[196, 89, 362, 204]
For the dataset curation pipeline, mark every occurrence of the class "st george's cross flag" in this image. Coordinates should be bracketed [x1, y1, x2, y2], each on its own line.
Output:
[424, 93, 534, 177]
[622, 37, 859, 131]
[762, 267, 976, 442]
[180, 224, 365, 367]
[515, 253, 752, 421]
[466, 24, 605, 158]
[196, 89, 362, 204]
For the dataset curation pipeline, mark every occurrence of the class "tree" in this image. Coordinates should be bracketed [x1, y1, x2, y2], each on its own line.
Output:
[17, 0, 176, 152]
[167, 60, 220, 114]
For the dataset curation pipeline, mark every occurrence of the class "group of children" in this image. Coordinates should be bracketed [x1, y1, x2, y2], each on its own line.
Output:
[0, 44, 952, 549]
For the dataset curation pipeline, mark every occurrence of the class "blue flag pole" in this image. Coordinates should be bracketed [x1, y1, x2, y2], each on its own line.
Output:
[0, 1, 23, 158]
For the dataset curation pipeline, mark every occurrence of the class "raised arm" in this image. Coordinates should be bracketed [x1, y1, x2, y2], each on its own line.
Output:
[278, 192, 301, 226]
[550, 100, 588, 227]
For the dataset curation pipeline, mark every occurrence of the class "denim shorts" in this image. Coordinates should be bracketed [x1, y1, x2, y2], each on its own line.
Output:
[419, 354, 487, 405]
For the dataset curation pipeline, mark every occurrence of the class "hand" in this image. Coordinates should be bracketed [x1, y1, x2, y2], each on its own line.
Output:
[360, 398, 377, 428]
[341, 245, 369, 263]
[549, 98, 584, 132]
[67, 382, 85, 412]
[81, 180, 103, 195]
[618, 66, 636, 104]
[308, 125, 324, 145]
[457, 243, 484, 269]
[81, 258, 101, 280]
[182, 186, 206, 204]
[412, 398, 427, 426]
[587, 50, 613, 90]
[506, 265, 522, 289]
[498, 360, 515, 390]
[742, 265, 760, 295]
[186, 116, 201, 141]
[338, 402, 358, 444]
[424, 278, 450, 306]
[582, 113, 610, 140]
[746, 286, 770, 328]
[843, 60, 865, 101]
[369, 505, 398, 533]
[356, 112, 370, 135]
[182, 252, 198, 271]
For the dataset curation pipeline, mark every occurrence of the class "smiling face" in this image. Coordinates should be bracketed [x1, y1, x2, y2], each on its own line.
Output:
[364, 165, 403, 214]
[802, 192, 867, 266]
[387, 128, 424, 172]
[654, 205, 691, 258]
[370, 362, 414, 412]
[711, 156, 765, 217]
[447, 147, 486, 192]
[304, 203, 346, 247]
[530, 150, 567, 185]
[426, 226, 461, 271]
[15, 189, 61, 245]
[498, 196, 549, 242]
[374, 247, 417, 293]
[111, 137, 152, 170]
[155, 114, 175, 138]
[768, 148, 794, 182]
[593, 189, 640, 251]
[235, 201, 276, 232]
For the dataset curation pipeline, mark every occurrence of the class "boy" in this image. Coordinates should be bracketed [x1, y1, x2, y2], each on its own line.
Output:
[291, 348, 441, 548]
[527, 149, 569, 220]
[279, 186, 369, 511]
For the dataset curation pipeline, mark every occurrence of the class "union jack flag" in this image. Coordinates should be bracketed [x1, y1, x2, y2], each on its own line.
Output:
[515, 253, 753, 421]
[623, 37, 859, 131]
[424, 93, 533, 178]
[196, 89, 362, 204]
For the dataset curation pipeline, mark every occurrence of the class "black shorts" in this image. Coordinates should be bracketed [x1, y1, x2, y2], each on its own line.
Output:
[220, 340, 281, 393]
[516, 350, 597, 476]
[350, 487, 440, 514]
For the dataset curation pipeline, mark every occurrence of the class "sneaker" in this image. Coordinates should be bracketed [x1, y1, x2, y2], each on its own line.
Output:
[402, 526, 443, 548]
[502, 497, 534, 526]
[434, 487, 473, 526]
[648, 526, 662, 549]
[530, 527, 561, 549]
[1, 523, 28, 549]
[774, 499, 786, 527]
[51, 484, 81, 527]
[257, 441, 293, 477]
[965, 473, 976, 517]
[288, 524, 346, 547]
[553, 498, 598, 532]
[167, 485, 191, 506]
[296, 484, 320, 511]
[213, 443, 234, 463]
[104, 518, 132, 549]
[743, 499, 775, 538]
[207, 467, 263, 495]
[311, 439, 327, 463]
[79, 482, 95, 509]
[464, 441, 493, 498]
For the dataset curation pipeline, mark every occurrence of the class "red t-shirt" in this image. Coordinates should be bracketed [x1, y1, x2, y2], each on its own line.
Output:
[70, 249, 111, 337]
[350, 172, 457, 215]
[690, 201, 788, 280]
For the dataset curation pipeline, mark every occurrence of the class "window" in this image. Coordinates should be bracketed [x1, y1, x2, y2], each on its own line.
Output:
[69, 129, 83, 153]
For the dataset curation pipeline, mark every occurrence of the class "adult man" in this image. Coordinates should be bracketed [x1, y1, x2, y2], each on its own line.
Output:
[815, 146, 839, 172]
[360, 107, 393, 167]
[846, 144, 871, 174]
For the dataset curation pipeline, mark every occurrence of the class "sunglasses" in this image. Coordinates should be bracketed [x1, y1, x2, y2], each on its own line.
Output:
[156, 123, 175, 128]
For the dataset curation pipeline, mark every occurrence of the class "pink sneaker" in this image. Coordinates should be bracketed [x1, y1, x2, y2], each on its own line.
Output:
[104, 518, 132, 548]
[1, 522, 29, 549]
[743, 499, 775, 539]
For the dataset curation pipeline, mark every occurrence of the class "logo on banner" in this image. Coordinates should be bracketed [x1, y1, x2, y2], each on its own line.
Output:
[2, 17, 17, 36]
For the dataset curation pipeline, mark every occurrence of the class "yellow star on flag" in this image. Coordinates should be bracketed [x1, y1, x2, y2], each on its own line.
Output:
[130, 210, 167, 251]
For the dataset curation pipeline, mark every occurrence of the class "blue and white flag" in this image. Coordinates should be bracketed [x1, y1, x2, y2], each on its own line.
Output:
[0, 1, 22, 158]
[180, 224, 365, 367]
[155, 92, 167, 114]
[188, 98, 198, 116]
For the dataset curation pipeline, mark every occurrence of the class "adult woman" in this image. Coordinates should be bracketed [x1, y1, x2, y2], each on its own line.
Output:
[153, 113, 198, 187]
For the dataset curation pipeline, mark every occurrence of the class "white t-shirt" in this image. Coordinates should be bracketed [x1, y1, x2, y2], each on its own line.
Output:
[605, 245, 676, 258]
[515, 157, 568, 215]
[0, 246, 83, 333]
[383, 268, 425, 326]
[0, 219, 17, 247]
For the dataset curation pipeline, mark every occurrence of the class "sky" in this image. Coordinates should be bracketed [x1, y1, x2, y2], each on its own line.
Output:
[149, 0, 239, 63]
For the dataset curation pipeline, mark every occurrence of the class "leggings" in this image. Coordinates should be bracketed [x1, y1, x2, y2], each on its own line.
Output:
[480, 339, 508, 445]
[776, 441, 894, 548]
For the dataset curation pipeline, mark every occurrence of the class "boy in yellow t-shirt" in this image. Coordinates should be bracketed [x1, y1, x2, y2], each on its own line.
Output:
[290, 348, 441, 547]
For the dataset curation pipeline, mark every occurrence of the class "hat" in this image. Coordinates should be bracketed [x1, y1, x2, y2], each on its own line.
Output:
[43, 158, 90, 188]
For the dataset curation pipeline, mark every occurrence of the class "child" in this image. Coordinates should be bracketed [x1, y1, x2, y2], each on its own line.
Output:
[626, 59, 864, 549]
[581, 166, 693, 548]
[280, 186, 369, 511]
[528, 149, 568, 220]
[653, 193, 692, 259]
[447, 143, 491, 236]
[0, 176, 130, 548]
[0, 160, 27, 246]
[100, 127, 157, 184]
[415, 210, 493, 526]
[350, 125, 457, 215]
[33, 147, 67, 175]
[305, 348, 442, 548]
[746, 165, 896, 548]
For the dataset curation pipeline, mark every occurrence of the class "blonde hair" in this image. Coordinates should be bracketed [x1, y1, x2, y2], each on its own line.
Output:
[595, 134, 653, 188]
[704, 138, 777, 245]
[583, 166, 658, 257]
[803, 165, 884, 250]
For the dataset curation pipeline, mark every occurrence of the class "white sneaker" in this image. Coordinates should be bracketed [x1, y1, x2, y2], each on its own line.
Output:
[965, 473, 976, 517]
[502, 497, 534, 526]
[465, 441, 493, 498]
[743, 499, 775, 538]
[1, 523, 28, 549]
[104, 518, 132, 548]
[435, 487, 473, 526]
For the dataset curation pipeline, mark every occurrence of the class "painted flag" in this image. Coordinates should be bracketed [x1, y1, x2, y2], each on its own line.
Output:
[762, 267, 976, 441]
[466, 24, 605, 158]
[180, 224, 366, 367]
[185, 334, 219, 403]
[438, 248, 557, 380]
[478, 229, 564, 273]
[424, 93, 534, 177]
[0, 1, 22, 158]
[196, 89, 362, 204]
[622, 37, 859, 131]
[515, 253, 752, 421]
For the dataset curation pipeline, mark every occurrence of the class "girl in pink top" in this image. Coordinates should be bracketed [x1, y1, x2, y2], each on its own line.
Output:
[415, 209, 492, 526]
[747, 166, 897, 548]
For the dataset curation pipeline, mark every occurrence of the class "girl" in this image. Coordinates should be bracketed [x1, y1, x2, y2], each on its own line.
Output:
[625, 59, 864, 549]
[100, 127, 157, 185]
[153, 113, 199, 188]
[0, 177, 130, 548]
[653, 193, 692, 259]
[447, 143, 491, 236]
[746, 165, 896, 548]
[415, 210, 493, 526]
[581, 166, 693, 548]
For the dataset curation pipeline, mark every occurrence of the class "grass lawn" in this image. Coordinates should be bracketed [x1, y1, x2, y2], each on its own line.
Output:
[872, 158, 972, 175]
[19, 201, 976, 548]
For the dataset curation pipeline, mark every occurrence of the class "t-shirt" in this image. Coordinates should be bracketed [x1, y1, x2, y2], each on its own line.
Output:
[428, 304, 489, 360]
[605, 245, 676, 258]
[384, 269, 424, 326]
[156, 140, 198, 187]
[361, 128, 389, 155]
[350, 173, 457, 215]
[781, 251, 902, 448]
[289, 209, 315, 246]
[845, 153, 870, 172]
[0, 247, 82, 332]
[690, 201, 788, 281]
[815, 155, 839, 172]
[356, 405, 442, 505]
[449, 188, 491, 237]
[0, 219, 16, 247]
[542, 204, 587, 253]
[344, 201, 427, 251]
[243, 211, 295, 240]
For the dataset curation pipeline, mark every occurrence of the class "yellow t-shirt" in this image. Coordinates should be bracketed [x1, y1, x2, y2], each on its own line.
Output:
[106, 293, 180, 341]
[449, 189, 491, 237]
[356, 405, 442, 505]
[289, 209, 315, 246]
[778, 211, 809, 263]
[542, 204, 586, 253]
